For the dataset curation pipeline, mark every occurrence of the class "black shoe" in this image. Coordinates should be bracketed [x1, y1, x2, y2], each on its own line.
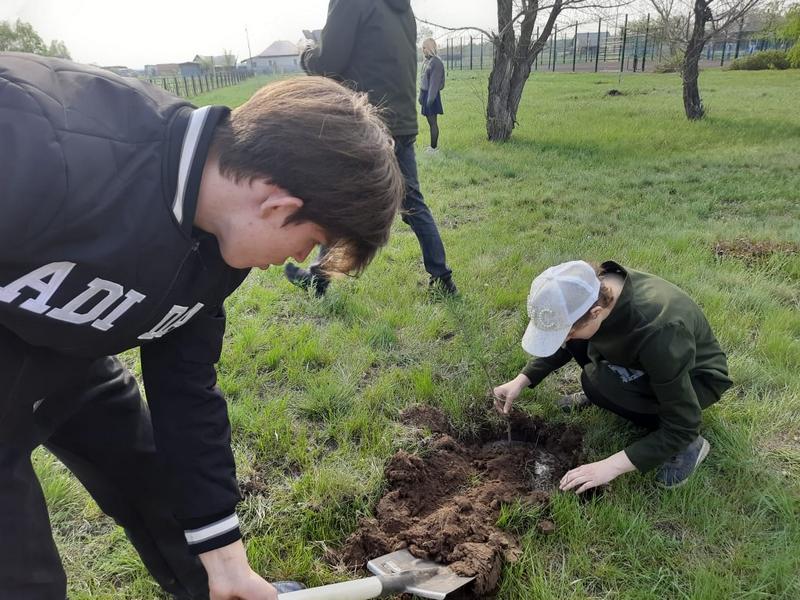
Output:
[656, 436, 711, 488]
[429, 275, 458, 297]
[285, 263, 329, 297]
[273, 581, 306, 593]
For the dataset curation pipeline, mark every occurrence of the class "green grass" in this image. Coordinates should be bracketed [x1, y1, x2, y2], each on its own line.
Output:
[40, 68, 800, 598]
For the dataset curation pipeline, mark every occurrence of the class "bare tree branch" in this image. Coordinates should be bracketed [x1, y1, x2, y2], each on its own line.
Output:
[415, 16, 492, 39]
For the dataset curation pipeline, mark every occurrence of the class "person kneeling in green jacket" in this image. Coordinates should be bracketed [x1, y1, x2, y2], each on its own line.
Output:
[493, 260, 732, 491]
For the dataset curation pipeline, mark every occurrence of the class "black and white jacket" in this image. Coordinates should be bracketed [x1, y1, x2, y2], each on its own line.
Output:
[0, 53, 249, 554]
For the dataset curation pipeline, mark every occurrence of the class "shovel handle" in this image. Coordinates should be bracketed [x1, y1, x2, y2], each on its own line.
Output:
[277, 576, 384, 600]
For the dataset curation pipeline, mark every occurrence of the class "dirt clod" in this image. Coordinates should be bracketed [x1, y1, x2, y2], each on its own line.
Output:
[334, 408, 583, 597]
[536, 519, 556, 535]
[713, 238, 799, 266]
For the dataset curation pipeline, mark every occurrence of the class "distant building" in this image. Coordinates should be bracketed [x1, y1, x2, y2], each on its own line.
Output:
[143, 63, 180, 76]
[144, 62, 204, 78]
[193, 54, 237, 73]
[102, 65, 137, 77]
[242, 40, 301, 74]
[179, 62, 203, 77]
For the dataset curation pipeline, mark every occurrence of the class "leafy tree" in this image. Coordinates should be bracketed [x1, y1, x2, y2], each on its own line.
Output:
[197, 56, 215, 72]
[221, 49, 237, 68]
[0, 19, 47, 54]
[781, 4, 800, 67]
[0, 19, 71, 59]
[47, 39, 71, 59]
[779, 4, 800, 39]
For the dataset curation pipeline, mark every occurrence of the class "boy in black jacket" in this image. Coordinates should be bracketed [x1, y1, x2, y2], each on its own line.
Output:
[0, 53, 403, 600]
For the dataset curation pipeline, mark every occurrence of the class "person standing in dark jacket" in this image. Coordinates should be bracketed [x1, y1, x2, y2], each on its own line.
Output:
[284, 0, 457, 297]
[493, 260, 732, 491]
[0, 54, 403, 600]
[419, 38, 445, 152]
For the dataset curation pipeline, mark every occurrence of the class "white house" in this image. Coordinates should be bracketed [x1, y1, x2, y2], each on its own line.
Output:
[242, 40, 301, 74]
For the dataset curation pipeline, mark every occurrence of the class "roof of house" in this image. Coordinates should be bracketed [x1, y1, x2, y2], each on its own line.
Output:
[257, 40, 299, 57]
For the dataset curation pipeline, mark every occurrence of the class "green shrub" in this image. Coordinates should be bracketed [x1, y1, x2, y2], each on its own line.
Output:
[788, 42, 800, 68]
[654, 54, 684, 74]
[728, 50, 790, 70]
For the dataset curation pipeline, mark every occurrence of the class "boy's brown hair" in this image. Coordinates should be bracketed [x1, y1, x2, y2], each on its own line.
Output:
[210, 76, 404, 275]
[572, 264, 614, 329]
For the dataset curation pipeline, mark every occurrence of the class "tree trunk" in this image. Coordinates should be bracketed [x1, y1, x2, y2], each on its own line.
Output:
[486, 0, 560, 142]
[682, 51, 703, 119]
[486, 46, 515, 141]
[682, 0, 711, 120]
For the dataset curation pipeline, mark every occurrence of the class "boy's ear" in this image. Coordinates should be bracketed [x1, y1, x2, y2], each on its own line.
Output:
[258, 186, 304, 217]
[589, 306, 604, 319]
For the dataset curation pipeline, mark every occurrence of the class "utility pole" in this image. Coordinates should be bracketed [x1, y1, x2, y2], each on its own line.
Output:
[245, 26, 254, 73]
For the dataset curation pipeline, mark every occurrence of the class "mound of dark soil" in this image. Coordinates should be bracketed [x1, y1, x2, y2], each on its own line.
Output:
[713, 238, 799, 265]
[334, 409, 583, 597]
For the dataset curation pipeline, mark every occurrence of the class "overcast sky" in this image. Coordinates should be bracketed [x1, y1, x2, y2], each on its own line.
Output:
[2, 1, 500, 69]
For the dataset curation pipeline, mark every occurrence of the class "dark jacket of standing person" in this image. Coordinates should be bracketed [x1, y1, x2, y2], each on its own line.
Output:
[420, 54, 445, 109]
[301, 0, 418, 136]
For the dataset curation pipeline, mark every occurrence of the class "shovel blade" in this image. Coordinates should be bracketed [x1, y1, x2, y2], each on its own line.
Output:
[367, 549, 474, 600]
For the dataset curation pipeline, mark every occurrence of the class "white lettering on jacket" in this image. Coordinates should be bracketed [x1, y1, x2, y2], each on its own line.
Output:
[137, 303, 204, 340]
[0, 262, 76, 314]
[0, 262, 202, 339]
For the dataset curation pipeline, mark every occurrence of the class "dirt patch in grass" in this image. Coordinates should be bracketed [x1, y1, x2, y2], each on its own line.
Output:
[401, 404, 455, 435]
[333, 408, 583, 597]
[713, 238, 799, 265]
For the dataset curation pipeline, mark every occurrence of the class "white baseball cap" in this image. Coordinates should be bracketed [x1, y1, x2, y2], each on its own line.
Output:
[521, 260, 601, 357]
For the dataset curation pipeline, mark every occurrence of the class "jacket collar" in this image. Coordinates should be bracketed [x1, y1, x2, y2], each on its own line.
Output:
[164, 105, 230, 238]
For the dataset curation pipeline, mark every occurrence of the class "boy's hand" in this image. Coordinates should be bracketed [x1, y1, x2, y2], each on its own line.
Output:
[200, 540, 278, 600]
[559, 451, 636, 494]
[492, 374, 532, 415]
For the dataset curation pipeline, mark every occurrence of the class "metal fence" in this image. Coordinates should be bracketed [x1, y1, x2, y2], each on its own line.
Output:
[143, 70, 254, 98]
[437, 14, 792, 73]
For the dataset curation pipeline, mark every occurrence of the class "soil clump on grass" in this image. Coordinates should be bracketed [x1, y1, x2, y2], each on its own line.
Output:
[334, 408, 583, 597]
[713, 238, 799, 265]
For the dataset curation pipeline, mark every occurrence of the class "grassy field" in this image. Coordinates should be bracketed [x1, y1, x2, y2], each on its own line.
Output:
[39, 69, 800, 599]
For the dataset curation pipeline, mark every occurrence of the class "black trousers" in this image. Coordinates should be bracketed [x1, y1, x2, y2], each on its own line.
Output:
[0, 329, 208, 599]
[310, 134, 453, 281]
[566, 340, 661, 430]
[566, 340, 719, 431]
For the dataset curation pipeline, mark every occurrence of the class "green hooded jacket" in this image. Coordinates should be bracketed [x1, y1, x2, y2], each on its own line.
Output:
[522, 261, 733, 472]
[301, 0, 418, 136]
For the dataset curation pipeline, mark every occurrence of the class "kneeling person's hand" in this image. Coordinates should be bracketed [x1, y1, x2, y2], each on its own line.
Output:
[492, 374, 532, 415]
[559, 451, 636, 494]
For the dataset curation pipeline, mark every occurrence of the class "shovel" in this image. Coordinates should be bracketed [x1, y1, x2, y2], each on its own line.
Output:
[278, 549, 474, 600]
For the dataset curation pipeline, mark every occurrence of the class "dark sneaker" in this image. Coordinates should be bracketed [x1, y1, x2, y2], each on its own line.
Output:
[273, 581, 306, 593]
[556, 392, 591, 413]
[429, 276, 458, 297]
[656, 435, 711, 488]
[284, 263, 329, 297]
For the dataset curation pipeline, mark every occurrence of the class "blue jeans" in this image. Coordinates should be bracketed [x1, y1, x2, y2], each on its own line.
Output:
[312, 135, 452, 280]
